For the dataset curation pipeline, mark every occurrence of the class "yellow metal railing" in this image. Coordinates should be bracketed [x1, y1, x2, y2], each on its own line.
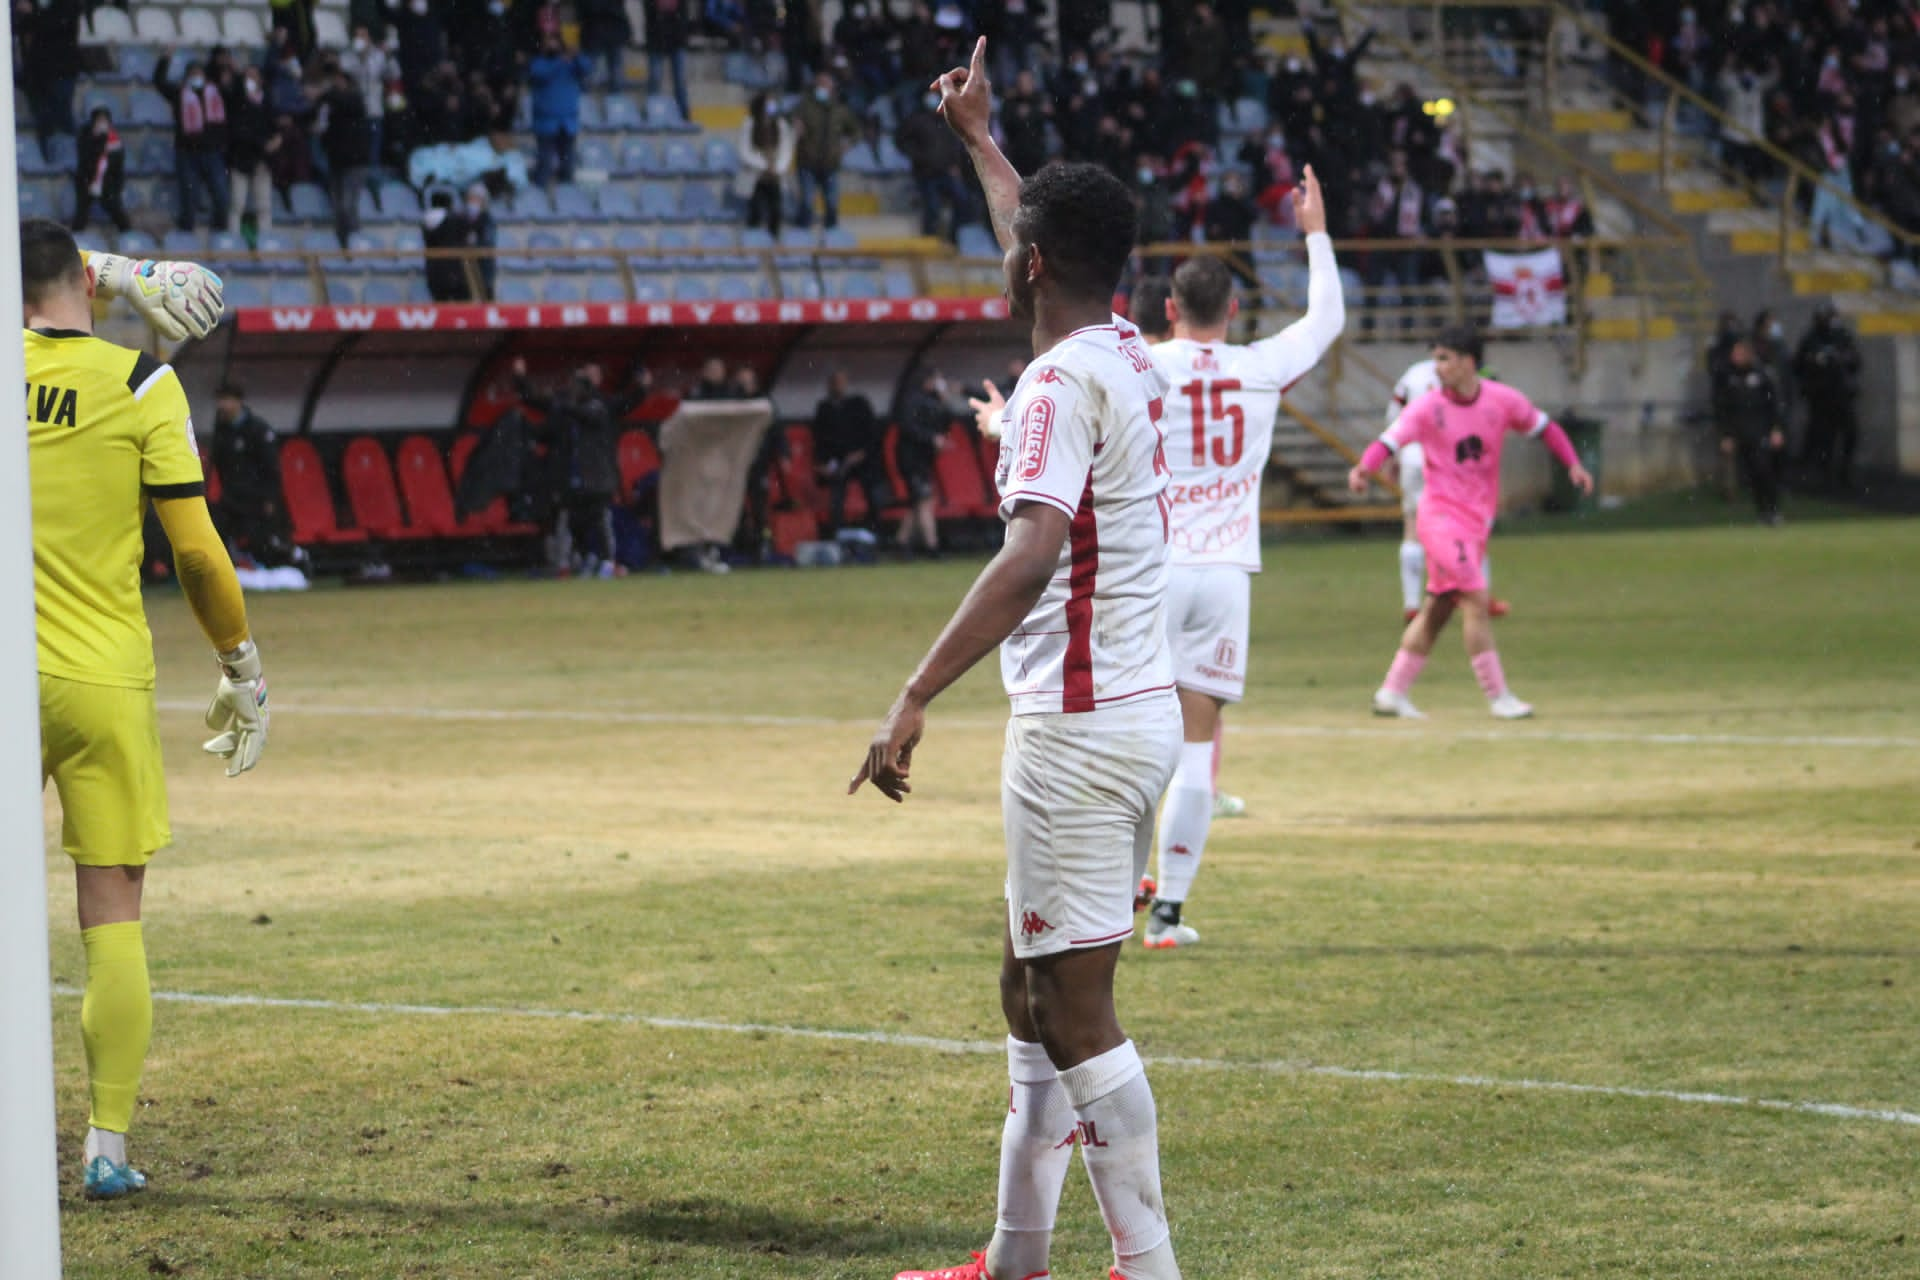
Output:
[1537, 1, 1920, 278]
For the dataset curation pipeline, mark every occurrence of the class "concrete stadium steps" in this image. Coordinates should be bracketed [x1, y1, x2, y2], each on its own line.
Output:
[1788, 256, 1882, 297]
[1707, 210, 1811, 256]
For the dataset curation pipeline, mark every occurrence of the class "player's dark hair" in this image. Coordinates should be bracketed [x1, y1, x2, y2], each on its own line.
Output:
[1170, 254, 1235, 327]
[216, 381, 247, 400]
[1013, 161, 1137, 302]
[1131, 278, 1172, 339]
[21, 218, 85, 308]
[1433, 323, 1485, 367]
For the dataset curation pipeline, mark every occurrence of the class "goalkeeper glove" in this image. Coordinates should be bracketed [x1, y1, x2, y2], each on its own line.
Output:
[87, 253, 225, 343]
[204, 640, 269, 777]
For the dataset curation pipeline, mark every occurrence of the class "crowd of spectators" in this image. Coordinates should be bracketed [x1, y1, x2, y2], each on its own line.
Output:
[1603, 0, 1920, 259]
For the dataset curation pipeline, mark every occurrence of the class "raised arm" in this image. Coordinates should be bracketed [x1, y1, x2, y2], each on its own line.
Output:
[1249, 166, 1345, 378]
[936, 36, 1023, 253]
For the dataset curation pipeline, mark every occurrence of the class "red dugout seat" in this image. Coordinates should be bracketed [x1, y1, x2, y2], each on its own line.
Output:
[395, 435, 484, 537]
[934, 424, 995, 519]
[342, 437, 429, 540]
[279, 436, 366, 545]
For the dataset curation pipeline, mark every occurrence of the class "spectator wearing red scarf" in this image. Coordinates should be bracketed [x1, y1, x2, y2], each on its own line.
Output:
[155, 52, 232, 231]
[72, 107, 131, 234]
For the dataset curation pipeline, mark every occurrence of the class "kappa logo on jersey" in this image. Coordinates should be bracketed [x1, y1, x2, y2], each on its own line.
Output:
[1214, 637, 1238, 668]
[1031, 366, 1064, 385]
[1193, 348, 1221, 374]
[1018, 909, 1053, 939]
[1017, 396, 1056, 481]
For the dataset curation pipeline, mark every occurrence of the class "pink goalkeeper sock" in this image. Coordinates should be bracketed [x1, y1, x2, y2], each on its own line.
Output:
[1471, 651, 1508, 700]
[1383, 649, 1427, 695]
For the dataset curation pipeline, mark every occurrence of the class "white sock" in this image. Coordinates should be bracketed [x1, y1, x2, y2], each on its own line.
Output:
[1399, 540, 1425, 612]
[1483, 551, 1493, 591]
[987, 1037, 1076, 1280]
[1153, 742, 1214, 906]
[1058, 1042, 1179, 1279]
[85, 1126, 127, 1166]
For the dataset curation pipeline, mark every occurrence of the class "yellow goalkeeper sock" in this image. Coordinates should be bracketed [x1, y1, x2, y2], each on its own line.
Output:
[81, 921, 152, 1134]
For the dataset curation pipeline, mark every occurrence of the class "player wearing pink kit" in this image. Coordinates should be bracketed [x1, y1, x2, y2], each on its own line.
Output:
[1348, 326, 1591, 719]
[854, 39, 1187, 1280]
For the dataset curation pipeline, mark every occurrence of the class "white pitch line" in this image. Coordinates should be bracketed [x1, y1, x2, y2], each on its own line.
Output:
[53, 985, 1920, 1129]
[153, 700, 1920, 751]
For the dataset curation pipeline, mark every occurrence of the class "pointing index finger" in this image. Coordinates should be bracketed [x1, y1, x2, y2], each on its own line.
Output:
[970, 35, 987, 81]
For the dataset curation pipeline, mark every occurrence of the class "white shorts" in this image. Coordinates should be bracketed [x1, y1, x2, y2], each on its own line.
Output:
[1398, 442, 1426, 516]
[1002, 703, 1181, 960]
[1164, 565, 1251, 703]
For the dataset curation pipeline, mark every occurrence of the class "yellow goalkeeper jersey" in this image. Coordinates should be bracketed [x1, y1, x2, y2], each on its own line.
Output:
[25, 327, 205, 690]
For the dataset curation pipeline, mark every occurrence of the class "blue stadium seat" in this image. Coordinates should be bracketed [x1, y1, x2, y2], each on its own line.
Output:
[496, 276, 539, 304]
[287, 182, 330, 222]
[82, 87, 129, 119]
[740, 227, 775, 253]
[674, 277, 713, 301]
[585, 275, 627, 303]
[656, 139, 700, 176]
[119, 182, 150, 214]
[300, 229, 343, 268]
[355, 189, 389, 225]
[882, 269, 917, 300]
[269, 278, 316, 307]
[526, 229, 567, 271]
[598, 186, 640, 219]
[119, 229, 160, 257]
[702, 138, 741, 176]
[549, 184, 597, 222]
[653, 225, 693, 273]
[254, 233, 304, 275]
[510, 185, 554, 221]
[876, 138, 910, 174]
[715, 275, 761, 302]
[638, 185, 680, 222]
[225, 277, 268, 308]
[835, 271, 882, 299]
[18, 185, 55, 221]
[391, 225, 425, 255]
[361, 278, 408, 304]
[679, 182, 725, 222]
[631, 278, 669, 302]
[775, 225, 817, 268]
[957, 224, 998, 258]
[125, 91, 171, 129]
[780, 272, 823, 300]
[208, 230, 248, 257]
[543, 276, 587, 303]
[376, 181, 420, 218]
[696, 226, 751, 268]
[568, 229, 615, 270]
[116, 46, 160, 83]
[614, 140, 653, 177]
[325, 277, 364, 305]
[612, 225, 654, 251]
[576, 95, 605, 131]
[157, 227, 205, 256]
[131, 136, 172, 176]
[577, 138, 615, 174]
[644, 95, 693, 131]
[602, 94, 643, 131]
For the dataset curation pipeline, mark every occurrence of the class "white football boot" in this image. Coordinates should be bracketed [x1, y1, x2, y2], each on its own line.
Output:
[1489, 692, 1535, 719]
[1371, 688, 1426, 719]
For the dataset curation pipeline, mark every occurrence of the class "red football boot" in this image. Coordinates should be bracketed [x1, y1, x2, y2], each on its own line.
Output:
[894, 1253, 1046, 1280]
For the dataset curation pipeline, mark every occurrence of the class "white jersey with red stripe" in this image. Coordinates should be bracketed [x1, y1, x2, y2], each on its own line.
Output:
[1389, 357, 1441, 515]
[992, 318, 1176, 718]
[1154, 231, 1346, 572]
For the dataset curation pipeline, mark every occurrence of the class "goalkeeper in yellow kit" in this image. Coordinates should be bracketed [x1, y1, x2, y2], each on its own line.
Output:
[23, 218, 265, 1199]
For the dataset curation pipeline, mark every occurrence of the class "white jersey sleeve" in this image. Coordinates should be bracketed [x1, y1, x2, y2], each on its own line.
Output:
[1243, 232, 1345, 393]
[1388, 358, 1440, 427]
[996, 363, 1098, 521]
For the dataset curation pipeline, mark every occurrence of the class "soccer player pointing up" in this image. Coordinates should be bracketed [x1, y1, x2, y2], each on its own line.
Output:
[852, 37, 1188, 1280]
[1349, 326, 1591, 719]
[23, 219, 268, 1198]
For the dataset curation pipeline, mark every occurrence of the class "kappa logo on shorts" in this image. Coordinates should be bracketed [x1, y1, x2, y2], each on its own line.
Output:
[1017, 396, 1056, 481]
[1214, 638, 1238, 668]
[1018, 909, 1053, 939]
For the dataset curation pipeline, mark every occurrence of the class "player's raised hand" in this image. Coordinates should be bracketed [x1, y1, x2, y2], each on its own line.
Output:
[935, 36, 993, 146]
[969, 378, 1008, 439]
[1347, 464, 1373, 494]
[849, 692, 925, 802]
[1569, 463, 1595, 495]
[1292, 164, 1327, 237]
[88, 253, 224, 343]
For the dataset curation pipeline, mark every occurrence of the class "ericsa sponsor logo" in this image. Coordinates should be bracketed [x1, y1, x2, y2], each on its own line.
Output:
[1018, 395, 1056, 481]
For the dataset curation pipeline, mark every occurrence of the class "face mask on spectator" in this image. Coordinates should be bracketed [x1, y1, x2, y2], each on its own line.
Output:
[814, 87, 830, 101]
[353, 35, 369, 51]
[410, 0, 428, 13]
[1137, 166, 1155, 184]
[466, 199, 485, 217]
[189, 73, 206, 89]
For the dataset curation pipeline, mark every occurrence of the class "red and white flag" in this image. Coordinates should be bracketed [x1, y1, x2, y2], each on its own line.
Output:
[1486, 248, 1567, 329]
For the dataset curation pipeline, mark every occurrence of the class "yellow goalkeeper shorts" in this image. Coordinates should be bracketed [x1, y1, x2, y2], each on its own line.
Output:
[40, 674, 171, 867]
